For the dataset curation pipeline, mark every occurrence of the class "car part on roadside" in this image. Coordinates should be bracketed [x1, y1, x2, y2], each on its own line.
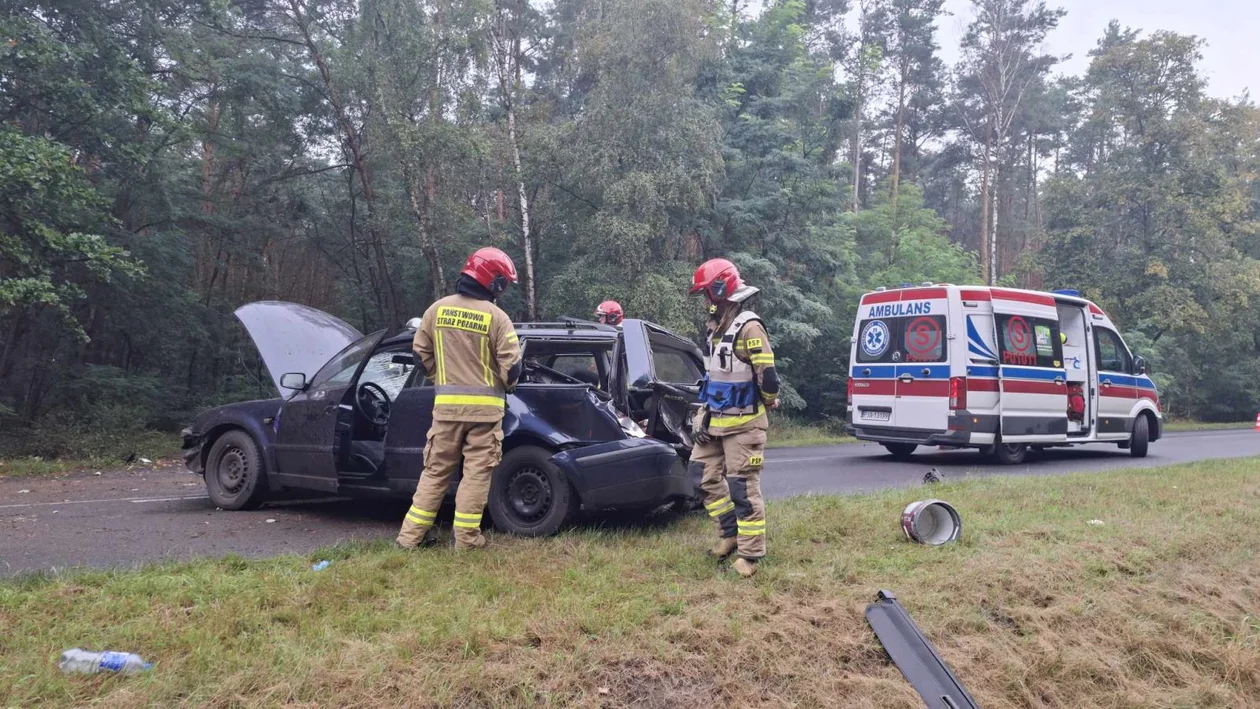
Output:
[865, 590, 979, 709]
[922, 468, 944, 484]
[901, 499, 961, 546]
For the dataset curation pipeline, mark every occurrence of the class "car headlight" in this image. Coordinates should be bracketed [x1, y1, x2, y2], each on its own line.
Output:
[617, 413, 647, 438]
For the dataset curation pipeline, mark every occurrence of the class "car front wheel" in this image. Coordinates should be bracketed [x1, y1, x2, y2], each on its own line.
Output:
[993, 441, 1027, 465]
[1129, 415, 1150, 458]
[488, 446, 576, 537]
[205, 429, 269, 510]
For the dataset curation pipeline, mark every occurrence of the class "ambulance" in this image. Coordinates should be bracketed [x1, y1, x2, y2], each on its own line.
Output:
[845, 284, 1162, 464]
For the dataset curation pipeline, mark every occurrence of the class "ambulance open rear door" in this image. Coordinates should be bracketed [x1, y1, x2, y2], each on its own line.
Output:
[990, 289, 1068, 443]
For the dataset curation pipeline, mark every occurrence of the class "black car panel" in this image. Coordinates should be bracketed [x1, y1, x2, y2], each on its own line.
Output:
[550, 438, 689, 509]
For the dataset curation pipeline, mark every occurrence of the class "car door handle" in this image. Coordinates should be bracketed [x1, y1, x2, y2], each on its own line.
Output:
[1054, 377, 1065, 385]
[899, 374, 914, 382]
[1101, 381, 1112, 388]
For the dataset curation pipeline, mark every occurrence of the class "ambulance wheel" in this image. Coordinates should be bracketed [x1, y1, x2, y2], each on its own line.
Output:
[489, 446, 576, 537]
[993, 441, 1027, 465]
[205, 429, 269, 510]
[882, 443, 917, 460]
[1129, 416, 1150, 458]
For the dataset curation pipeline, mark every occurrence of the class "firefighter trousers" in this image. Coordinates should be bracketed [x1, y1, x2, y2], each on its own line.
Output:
[396, 419, 504, 549]
[692, 427, 767, 560]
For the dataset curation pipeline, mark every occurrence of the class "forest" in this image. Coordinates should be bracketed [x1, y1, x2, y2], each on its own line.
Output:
[3, 0, 1259, 457]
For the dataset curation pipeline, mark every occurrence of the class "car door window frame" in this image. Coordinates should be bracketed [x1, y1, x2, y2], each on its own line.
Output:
[1094, 327, 1132, 374]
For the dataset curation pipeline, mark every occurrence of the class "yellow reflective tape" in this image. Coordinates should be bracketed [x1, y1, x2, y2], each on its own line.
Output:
[434, 394, 506, 407]
[454, 511, 482, 521]
[709, 412, 763, 428]
[408, 506, 437, 519]
[738, 520, 766, 528]
[738, 528, 766, 536]
[705, 496, 732, 511]
[481, 336, 492, 386]
[453, 520, 481, 529]
[748, 454, 763, 467]
[744, 337, 763, 350]
[436, 306, 491, 335]
[435, 330, 446, 385]
[708, 503, 735, 518]
[506, 331, 519, 342]
[749, 355, 775, 365]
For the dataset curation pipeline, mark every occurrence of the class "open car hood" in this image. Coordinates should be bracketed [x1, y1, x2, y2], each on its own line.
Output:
[234, 301, 364, 393]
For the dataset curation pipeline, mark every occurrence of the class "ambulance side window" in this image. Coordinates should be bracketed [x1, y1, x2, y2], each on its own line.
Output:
[856, 319, 898, 363]
[1094, 328, 1132, 373]
[901, 315, 947, 363]
[996, 315, 1062, 368]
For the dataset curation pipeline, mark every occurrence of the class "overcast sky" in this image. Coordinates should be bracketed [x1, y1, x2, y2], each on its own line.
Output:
[931, 0, 1255, 99]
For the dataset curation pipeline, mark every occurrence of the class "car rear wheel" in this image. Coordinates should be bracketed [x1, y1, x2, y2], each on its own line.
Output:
[993, 440, 1027, 465]
[882, 443, 917, 460]
[1129, 415, 1150, 458]
[488, 446, 576, 537]
[205, 430, 269, 510]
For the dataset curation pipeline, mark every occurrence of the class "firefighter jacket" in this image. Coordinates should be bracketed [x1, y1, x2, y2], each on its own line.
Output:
[699, 308, 779, 435]
[414, 291, 521, 423]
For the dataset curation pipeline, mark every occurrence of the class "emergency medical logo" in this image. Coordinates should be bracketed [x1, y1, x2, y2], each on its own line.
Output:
[861, 320, 890, 358]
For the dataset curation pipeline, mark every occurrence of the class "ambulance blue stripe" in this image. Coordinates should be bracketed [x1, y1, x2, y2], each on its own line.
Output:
[1100, 373, 1158, 389]
[968, 365, 999, 378]
[852, 365, 898, 378]
[1000, 366, 1064, 381]
[897, 365, 951, 378]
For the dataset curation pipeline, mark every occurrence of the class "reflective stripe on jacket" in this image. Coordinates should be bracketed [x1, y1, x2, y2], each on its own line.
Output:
[414, 294, 521, 422]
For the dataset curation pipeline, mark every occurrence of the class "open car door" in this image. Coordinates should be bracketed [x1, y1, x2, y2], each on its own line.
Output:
[616, 319, 704, 453]
[234, 301, 380, 492]
[990, 289, 1068, 442]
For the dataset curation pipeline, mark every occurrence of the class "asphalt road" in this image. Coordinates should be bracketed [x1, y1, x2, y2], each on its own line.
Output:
[3, 429, 1258, 577]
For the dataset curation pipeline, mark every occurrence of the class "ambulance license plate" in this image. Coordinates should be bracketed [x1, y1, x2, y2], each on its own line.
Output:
[861, 410, 891, 422]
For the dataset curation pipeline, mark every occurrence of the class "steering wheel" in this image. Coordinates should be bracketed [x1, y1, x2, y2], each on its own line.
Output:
[355, 381, 391, 426]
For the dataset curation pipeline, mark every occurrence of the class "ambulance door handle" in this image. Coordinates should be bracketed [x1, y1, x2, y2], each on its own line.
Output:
[1101, 381, 1112, 388]
[1054, 377, 1064, 385]
[899, 373, 914, 382]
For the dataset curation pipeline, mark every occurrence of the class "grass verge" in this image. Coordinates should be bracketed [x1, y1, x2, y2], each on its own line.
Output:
[766, 414, 853, 448]
[0, 430, 181, 477]
[4, 459, 1260, 707]
[1163, 420, 1252, 432]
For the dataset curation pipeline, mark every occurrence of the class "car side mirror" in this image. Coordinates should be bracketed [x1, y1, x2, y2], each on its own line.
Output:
[280, 372, 307, 390]
[1133, 355, 1147, 375]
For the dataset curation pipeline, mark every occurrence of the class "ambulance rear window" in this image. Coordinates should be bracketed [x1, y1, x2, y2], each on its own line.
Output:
[997, 315, 1062, 369]
[901, 315, 946, 363]
[856, 319, 896, 363]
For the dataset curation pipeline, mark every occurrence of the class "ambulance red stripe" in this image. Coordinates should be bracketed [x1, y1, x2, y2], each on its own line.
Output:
[991, 288, 1056, 307]
[860, 291, 901, 304]
[897, 381, 950, 397]
[959, 289, 991, 301]
[1001, 380, 1064, 396]
[966, 378, 1000, 392]
[851, 380, 896, 396]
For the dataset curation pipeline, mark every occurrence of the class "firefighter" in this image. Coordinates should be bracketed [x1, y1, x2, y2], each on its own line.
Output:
[396, 247, 523, 550]
[594, 300, 624, 327]
[688, 258, 779, 578]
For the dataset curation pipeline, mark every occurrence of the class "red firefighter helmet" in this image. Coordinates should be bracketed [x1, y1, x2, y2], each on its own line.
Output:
[462, 247, 518, 296]
[594, 300, 624, 326]
[689, 258, 745, 303]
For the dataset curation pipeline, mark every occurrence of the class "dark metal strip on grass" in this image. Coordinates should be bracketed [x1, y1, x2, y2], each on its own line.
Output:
[866, 589, 980, 709]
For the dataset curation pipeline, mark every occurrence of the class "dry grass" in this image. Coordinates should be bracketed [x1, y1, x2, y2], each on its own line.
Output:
[4, 458, 1260, 707]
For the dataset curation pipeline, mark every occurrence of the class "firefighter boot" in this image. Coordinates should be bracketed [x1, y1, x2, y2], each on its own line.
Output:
[454, 526, 488, 549]
[710, 536, 737, 559]
[733, 557, 758, 578]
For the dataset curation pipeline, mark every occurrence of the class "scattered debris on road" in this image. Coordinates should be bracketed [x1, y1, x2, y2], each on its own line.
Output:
[312, 560, 331, 571]
[1087, 519, 1105, 526]
[17, 489, 29, 494]
[922, 468, 945, 484]
[266, 519, 277, 524]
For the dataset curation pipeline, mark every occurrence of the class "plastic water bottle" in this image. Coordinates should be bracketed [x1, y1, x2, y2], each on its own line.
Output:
[59, 648, 152, 675]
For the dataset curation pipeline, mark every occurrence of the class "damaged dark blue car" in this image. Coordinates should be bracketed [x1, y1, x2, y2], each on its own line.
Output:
[182, 302, 703, 536]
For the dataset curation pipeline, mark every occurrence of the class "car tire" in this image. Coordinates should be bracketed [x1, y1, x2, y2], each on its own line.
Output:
[1130, 415, 1150, 458]
[882, 443, 917, 460]
[205, 429, 269, 510]
[488, 446, 576, 537]
[993, 440, 1027, 465]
